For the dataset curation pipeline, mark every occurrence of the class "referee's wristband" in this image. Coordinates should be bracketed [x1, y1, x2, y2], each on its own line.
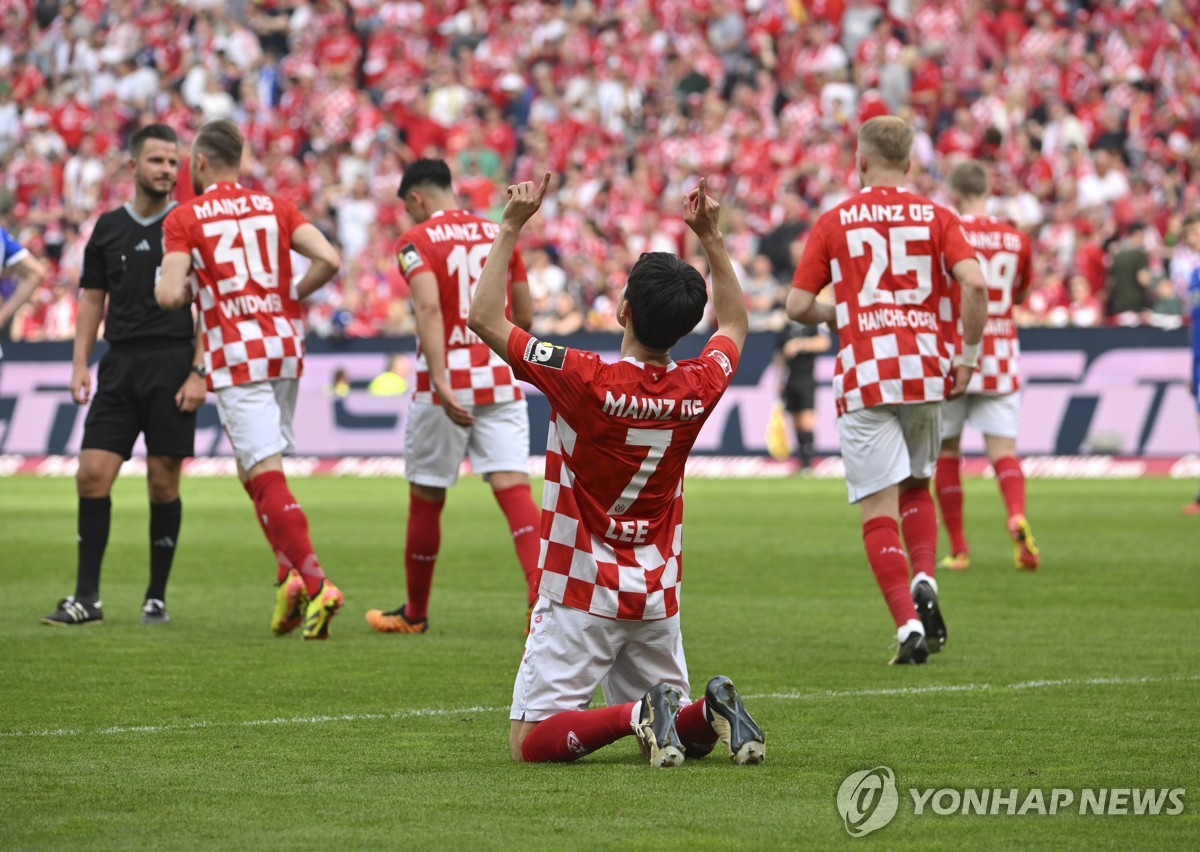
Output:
[959, 342, 981, 369]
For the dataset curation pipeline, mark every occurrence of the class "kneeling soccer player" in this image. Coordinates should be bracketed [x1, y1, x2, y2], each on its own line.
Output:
[468, 174, 765, 766]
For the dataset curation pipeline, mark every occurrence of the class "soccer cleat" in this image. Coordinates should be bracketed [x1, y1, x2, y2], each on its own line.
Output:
[41, 596, 103, 626]
[1181, 502, 1200, 517]
[889, 631, 930, 665]
[272, 570, 308, 636]
[939, 552, 971, 571]
[303, 581, 343, 640]
[633, 683, 685, 767]
[1008, 515, 1040, 571]
[704, 676, 765, 765]
[912, 579, 946, 653]
[365, 605, 428, 634]
[140, 599, 170, 624]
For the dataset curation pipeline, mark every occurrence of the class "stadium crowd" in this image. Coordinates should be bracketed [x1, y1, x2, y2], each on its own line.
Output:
[1, 0, 1199, 342]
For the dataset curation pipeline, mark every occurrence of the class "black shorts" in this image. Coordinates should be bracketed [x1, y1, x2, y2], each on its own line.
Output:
[783, 373, 816, 413]
[81, 343, 197, 459]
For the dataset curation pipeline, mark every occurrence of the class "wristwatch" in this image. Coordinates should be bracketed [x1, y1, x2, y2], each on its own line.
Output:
[190, 363, 207, 378]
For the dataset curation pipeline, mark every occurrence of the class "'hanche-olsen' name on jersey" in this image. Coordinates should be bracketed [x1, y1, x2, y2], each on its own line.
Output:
[792, 186, 976, 415]
[397, 209, 528, 406]
[164, 182, 307, 389]
[507, 326, 740, 621]
[957, 215, 1033, 396]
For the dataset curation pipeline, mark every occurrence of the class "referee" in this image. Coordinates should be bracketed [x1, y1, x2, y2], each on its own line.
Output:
[42, 124, 206, 627]
[776, 319, 831, 471]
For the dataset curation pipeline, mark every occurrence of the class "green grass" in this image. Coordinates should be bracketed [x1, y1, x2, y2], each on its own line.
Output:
[2, 475, 1198, 849]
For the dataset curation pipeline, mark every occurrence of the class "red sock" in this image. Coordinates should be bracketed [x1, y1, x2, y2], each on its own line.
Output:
[993, 456, 1026, 520]
[935, 456, 968, 555]
[494, 483, 542, 605]
[520, 703, 635, 762]
[899, 487, 938, 579]
[862, 517, 918, 628]
[245, 471, 326, 596]
[405, 493, 444, 621]
[675, 699, 718, 757]
[243, 479, 294, 583]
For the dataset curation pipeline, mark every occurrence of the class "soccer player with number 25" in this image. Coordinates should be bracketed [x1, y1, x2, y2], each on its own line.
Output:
[469, 173, 765, 767]
[787, 116, 988, 665]
[156, 120, 346, 640]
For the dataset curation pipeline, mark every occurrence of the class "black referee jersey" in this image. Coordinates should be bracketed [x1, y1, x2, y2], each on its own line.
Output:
[81, 202, 194, 344]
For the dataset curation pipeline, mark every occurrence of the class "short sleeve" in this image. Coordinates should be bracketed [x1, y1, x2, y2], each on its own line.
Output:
[791, 222, 831, 294]
[396, 234, 432, 285]
[507, 326, 598, 412]
[2, 227, 28, 268]
[80, 219, 107, 291]
[163, 207, 191, 255]
[696, 333, 741, 401]
[1015, 232, 1034, 301]
[939, 213, 977, 271]
[276, 196, 309, 234]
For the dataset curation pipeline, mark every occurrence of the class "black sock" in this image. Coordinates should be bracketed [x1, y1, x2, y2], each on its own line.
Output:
[147, 499, 182, 602]
[75, 496, 112, 603]
[796, 430, 815, 468]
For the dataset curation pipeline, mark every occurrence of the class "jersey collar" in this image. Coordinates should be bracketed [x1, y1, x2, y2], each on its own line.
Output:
[203, 182, 243, 194]
[621, 356, 677, 372]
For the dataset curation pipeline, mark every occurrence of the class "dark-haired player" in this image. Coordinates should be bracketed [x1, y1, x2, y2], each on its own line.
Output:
[155, 120, 345, 639]
[469, 174, 765, 768]
[42, 124, 206, 627]
[935, 160, 1039, 571]
[364, 158, 540, 635]
[787, 116, 989, 664]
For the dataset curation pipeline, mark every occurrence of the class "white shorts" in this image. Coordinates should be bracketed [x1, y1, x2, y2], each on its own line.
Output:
[215, 379, 298, 471]
[405, 399, 530, 488]
[838, 402, 941, 504]
[940, 392, 1020, 440]
[510, 597, 691, 722]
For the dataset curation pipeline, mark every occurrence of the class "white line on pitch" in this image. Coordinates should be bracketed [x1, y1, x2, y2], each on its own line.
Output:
[3, 675, 1196, 739]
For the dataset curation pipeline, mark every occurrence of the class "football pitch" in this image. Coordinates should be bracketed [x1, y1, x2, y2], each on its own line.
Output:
[3, 475, 1198, 849]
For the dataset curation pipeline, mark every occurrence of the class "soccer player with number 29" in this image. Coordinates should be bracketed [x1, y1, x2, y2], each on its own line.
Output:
[787, 116, 988, 665]
[156, 120, 346, 640]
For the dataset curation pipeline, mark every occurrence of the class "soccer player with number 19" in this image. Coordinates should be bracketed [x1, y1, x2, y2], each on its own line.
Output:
[470, 174, 765, 767]
[156, 120, 346, 640]
[787, 116, 988, 665]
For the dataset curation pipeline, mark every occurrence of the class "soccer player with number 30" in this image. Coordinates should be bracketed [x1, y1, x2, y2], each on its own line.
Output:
[156, 120, 346, 640]
[787, 116, 989, 665]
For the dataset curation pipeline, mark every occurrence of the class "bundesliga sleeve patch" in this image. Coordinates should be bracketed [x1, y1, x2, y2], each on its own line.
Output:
[523, 337, 566, 370]
[397, 242, 425, 275]
[705, 348, 733, 376]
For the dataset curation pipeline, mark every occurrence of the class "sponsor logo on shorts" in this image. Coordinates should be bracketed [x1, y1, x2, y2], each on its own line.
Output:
[706, 348, 733, 376]
[397, 242, 424, 275]
[523, 338, 566, 370]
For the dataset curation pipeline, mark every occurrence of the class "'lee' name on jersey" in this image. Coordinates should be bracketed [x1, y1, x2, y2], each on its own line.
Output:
[602, 391, 704, 421]
[426, 220, 501, 243]
[839, 203, 935, 226]
[193, 195, 275, 219]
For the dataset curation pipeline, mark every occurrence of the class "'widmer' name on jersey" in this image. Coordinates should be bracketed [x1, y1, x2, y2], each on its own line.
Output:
[839, 202, 936, 225]
[602, 391, 704, 421]
[193, 195, 275, 219]
[220, 292, 284, 318]
[426, 220, 501, 243]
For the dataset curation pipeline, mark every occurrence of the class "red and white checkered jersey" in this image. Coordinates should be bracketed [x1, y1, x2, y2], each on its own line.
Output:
[792, 186, 976, 416]
[506, 327, 740, 621]
[164, 182, 307, 390]
[397, 209, 528, 406]
[958, 215, 1033, 396]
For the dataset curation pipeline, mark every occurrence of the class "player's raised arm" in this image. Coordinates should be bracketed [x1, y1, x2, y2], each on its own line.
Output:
[291, 223, 341, 300]
[468, 172, 551, 357]
[949, 255, 987, 400]
[686, 177, 748, 354]
[156, 251, 195, 310]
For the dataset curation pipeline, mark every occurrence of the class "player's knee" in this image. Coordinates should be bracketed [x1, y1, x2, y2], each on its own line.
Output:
[76, 462, 112, 497]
